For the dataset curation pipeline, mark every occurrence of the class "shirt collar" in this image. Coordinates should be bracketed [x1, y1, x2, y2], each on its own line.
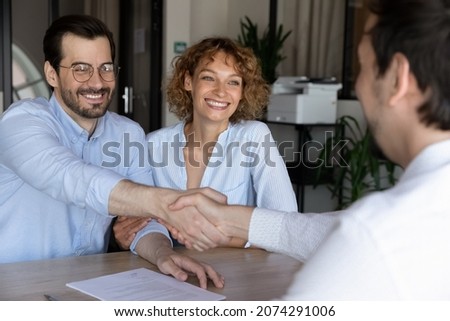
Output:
[401, 139, 450, 181]
[179, 120, 234, 143]
[49, 94, 106, 142]
[91, 115, 106, 138]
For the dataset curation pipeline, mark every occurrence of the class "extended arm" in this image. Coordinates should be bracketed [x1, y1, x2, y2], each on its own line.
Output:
[169, 191, 339, 260]
[0, 105, 229, 251]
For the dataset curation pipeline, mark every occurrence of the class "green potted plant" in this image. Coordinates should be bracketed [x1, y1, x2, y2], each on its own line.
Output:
[316, 115, 399, 209]
[237, 16, 292, 84]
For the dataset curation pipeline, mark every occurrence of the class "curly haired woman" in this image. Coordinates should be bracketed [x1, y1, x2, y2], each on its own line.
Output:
[147, 37, 297, 248]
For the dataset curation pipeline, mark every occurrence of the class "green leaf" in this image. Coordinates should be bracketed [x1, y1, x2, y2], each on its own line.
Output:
[237, 16, 292, 83]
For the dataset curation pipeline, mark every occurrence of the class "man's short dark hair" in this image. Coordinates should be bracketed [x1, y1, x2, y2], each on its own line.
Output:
[43, 14, 116, 70]
[369, 0, 450, 129]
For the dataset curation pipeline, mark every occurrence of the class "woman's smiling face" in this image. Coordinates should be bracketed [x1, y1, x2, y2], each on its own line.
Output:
[184, 50, 243, 127]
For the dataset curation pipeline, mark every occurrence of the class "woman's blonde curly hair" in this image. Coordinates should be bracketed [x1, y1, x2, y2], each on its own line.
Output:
[165, 37, 270, 123]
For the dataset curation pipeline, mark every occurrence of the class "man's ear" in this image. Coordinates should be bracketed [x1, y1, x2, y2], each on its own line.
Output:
[388, 53, 411, 106]
[44, 61, 58, 88]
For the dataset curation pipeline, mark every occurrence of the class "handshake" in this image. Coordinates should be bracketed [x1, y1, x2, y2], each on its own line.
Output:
[158, 187, 254, 251]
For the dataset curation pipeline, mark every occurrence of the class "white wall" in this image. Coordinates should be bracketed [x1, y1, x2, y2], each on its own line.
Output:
[337, 99, 365, 129]
[190, 0, 229, 43]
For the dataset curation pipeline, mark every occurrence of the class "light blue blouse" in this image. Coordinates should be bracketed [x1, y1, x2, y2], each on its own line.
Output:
[146, 120, 298, 211]
[0, 95, 168, 263]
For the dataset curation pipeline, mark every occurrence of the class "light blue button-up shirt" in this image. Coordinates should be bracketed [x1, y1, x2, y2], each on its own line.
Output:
[0, 95, 168, 263]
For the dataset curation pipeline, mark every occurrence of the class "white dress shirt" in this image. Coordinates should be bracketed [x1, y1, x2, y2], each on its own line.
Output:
[250, 139, 450, 299]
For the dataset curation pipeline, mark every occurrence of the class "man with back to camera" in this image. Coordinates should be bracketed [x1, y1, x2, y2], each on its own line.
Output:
[168, 0, 450, 299]
[0, 14, 226, 289]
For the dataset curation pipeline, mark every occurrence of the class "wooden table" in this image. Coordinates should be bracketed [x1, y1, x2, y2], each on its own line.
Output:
[0, 248, 302, 301]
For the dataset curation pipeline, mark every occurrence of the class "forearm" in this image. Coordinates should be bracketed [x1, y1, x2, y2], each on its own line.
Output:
[215, 204, 253, 241]
[108, 179, 173, 221]
[249, 208, 340, 262]
[135, 233, 173, 264]
[226, 237, 248, 248]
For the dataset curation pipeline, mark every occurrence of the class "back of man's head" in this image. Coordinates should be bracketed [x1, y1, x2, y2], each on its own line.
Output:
[368, 0, 450, 129]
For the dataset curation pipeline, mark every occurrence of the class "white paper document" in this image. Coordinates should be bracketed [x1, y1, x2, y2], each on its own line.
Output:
[66, 268, 226, 301]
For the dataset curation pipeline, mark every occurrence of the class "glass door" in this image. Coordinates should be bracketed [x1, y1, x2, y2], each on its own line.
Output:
[1, 0, 53, 112]
[0, 0, 12, 111]
[118, 0, 162, 133]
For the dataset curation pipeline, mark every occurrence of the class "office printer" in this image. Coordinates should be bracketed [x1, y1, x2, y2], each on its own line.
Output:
[267, 77, 342, 124]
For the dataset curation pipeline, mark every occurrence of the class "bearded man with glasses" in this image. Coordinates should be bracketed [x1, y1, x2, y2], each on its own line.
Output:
[0, 14, 225, 290]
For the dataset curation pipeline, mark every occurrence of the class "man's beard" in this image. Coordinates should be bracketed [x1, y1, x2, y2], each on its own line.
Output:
[61, 87, 114, 119]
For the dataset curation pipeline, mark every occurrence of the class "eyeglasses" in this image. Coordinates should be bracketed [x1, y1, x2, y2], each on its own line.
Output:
[58, 63, 120, 82]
